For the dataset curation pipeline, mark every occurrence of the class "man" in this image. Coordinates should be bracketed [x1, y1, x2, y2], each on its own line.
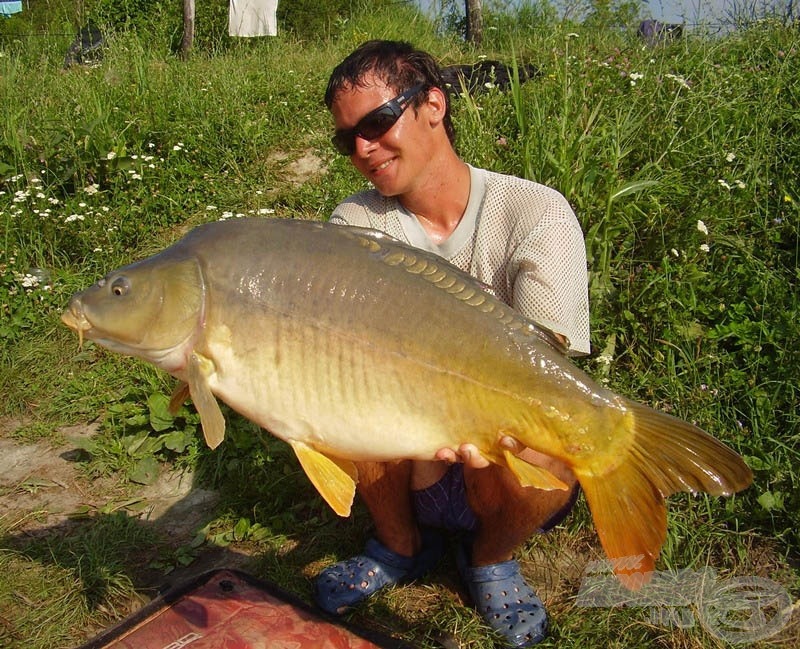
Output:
[315, 40, 590, 648]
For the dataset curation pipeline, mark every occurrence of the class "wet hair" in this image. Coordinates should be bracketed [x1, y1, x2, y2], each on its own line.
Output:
[324, 40, 456, 145]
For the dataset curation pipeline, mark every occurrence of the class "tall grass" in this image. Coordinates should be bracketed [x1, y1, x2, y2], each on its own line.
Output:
[1, 3, 798, 647]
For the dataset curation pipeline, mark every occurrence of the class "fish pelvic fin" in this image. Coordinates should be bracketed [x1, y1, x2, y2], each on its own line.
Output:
[168, 381, 191, 415]
[503, 449, 569, 491]
[577, 400, 753, 591]
[289, 440, 357, 517]
[188, 352, 226, 449]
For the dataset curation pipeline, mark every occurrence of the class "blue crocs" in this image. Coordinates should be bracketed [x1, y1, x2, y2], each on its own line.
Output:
[458, 549, 548, 647]
[315, 529, 444, 615]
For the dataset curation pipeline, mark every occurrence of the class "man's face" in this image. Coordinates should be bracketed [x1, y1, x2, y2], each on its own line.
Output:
[330, 73, 432, 198]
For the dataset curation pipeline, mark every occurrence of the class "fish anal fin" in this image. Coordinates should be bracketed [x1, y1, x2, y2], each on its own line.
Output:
[503, 449, 569, 491]
[578, 463, 664, 591]
[290, 440, 357, 517]
[169, 381, 191, 415]
[188, 353, 226, 450]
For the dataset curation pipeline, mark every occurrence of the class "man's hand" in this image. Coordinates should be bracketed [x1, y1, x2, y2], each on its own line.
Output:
[434, 436, 526, 469]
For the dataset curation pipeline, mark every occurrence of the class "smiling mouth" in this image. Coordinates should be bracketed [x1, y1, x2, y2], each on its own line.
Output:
[373, 159, 392, 172]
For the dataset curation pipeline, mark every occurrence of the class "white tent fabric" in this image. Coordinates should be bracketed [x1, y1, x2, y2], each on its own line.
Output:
[229, 0, 278, 37]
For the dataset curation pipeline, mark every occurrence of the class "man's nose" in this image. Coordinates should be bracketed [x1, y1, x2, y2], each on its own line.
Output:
[353, 134, 378, 157]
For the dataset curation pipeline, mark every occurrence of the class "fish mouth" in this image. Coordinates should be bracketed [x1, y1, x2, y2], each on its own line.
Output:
[61, 302, 92, 348]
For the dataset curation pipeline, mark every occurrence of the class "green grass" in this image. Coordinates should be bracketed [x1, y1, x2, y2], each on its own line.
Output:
[1, 2, 798, 647]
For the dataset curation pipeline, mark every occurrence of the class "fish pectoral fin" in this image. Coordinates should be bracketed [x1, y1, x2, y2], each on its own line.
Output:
[289, 441, 357, 517]
[187, 352, 226, 450]
[168, 381, 191, 415]
[503, 449, 569, 491]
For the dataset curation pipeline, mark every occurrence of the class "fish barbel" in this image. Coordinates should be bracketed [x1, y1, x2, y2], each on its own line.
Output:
[61, 218, 752, 587]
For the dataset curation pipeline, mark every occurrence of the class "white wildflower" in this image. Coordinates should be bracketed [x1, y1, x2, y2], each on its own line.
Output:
[700, 243, 710, 252]
[84, 184, 100, 195]
[596, 352, 613, 366]
[671, 248, 680, 257]
[206, 205, 218, 211]
[718, 179, 731, 190]
[726, 152, 736, 162]
[734, 179, 746, 189]
[20, 274, 40, 289]
[257, 208, 275, 215]
[697, 220, 708, 235]
[666, 73, 690, 89]
[106, 151, 117, 160]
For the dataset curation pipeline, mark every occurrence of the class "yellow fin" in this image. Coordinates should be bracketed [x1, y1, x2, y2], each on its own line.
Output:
[576, 399, 753, 591]
[188, 352, 226, 449]
[289, 440, 357, 517]
[503, 449, 569, 491]
[168, 381, 191, 415]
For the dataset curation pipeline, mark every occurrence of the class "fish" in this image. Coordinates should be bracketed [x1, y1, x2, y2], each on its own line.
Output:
[61, 218, 752, 588]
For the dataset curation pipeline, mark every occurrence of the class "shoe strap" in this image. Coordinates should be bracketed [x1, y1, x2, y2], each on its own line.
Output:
[463, 558, 521, 583]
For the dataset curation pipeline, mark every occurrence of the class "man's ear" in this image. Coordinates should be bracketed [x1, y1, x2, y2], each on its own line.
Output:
[424, 86, 448, 127]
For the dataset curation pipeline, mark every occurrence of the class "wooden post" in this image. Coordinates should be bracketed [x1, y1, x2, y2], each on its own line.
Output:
[181, 0, 195, 58]
[465, 0, 483, 46]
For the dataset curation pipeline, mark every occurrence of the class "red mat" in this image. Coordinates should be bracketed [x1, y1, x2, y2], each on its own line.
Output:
[78, 569, 410, 649]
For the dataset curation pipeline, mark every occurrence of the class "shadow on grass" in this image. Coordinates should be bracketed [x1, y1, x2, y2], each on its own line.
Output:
[0, 428, 442, 648]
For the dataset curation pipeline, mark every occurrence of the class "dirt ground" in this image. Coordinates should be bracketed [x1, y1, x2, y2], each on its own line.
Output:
[0, 417, 253, 590]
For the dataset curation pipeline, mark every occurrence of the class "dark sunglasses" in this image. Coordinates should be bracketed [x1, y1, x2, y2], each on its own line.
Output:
[331, 84, 425, 156]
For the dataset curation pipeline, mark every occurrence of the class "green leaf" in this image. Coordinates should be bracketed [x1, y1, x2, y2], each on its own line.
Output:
[163, 430, 190, 453]
[609, 179, 659, 202]
[757, 491, 785, 512]
[233, 517, 250, 541]
[129, 456, 160, 485]
[148, 392, 176, 432]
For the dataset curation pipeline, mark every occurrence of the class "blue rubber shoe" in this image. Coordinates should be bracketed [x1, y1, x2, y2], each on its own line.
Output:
[315, 529, 444, 615]
[458, 543, 548, 647]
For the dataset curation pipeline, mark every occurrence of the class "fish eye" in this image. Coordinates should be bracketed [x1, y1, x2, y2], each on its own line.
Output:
[110, 276, 130, 297]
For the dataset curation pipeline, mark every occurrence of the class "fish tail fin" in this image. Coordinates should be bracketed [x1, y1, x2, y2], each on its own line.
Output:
[577, 400, 752, 590]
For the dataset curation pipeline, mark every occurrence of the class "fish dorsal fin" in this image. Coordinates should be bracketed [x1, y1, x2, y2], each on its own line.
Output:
[503, 449, 569, 491]
[188, 352, 226, 449]
[289, 440, 358, 517]
[168, 381, 191, 415]
[342, 226, 567, 353]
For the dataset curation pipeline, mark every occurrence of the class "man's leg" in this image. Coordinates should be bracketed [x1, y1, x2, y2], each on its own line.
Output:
[314, 460, 444, 614]
[460, 451, 578, 648]
[465, 450, 577, 564]
[354, 460, 420, 556]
